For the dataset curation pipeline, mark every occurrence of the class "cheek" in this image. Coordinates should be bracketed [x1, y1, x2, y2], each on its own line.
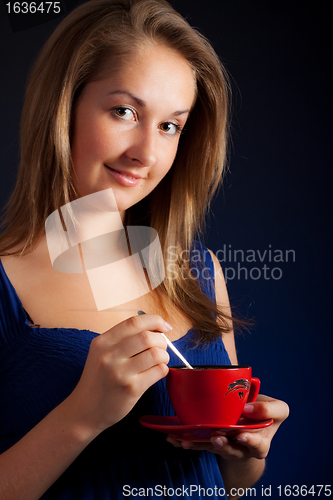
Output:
[159, 143, 179, 176]
[72, 122, 109, 166]
[149, 156, 175, 188]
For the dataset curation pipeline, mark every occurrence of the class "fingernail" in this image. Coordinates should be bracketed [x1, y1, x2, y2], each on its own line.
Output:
[236, 435, 248, 443]
[243, 404, 254, 414]
[214, 437, 224, 448]
[165, 321, 173, 331]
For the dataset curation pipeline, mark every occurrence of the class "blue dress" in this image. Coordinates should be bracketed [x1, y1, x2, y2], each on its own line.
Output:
[0, 245, 231, 499]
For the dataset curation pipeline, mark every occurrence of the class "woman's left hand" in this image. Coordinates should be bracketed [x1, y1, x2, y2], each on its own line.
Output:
[166, 394, 289, 460]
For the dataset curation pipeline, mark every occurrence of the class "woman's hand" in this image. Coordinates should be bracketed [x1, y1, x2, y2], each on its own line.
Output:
[64, 314, 171, 436]
[166, 394, 289, 460]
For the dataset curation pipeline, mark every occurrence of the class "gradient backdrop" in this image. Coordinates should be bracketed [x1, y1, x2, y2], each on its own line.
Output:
[1, 0, 332, 496]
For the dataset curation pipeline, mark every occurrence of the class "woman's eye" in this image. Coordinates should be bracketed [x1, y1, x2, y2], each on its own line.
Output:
[113, 107, 135, 120]
[160, 122, 183, 135]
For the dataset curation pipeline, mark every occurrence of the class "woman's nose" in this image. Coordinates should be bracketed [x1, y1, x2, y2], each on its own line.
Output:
[126, 125, 157, 167]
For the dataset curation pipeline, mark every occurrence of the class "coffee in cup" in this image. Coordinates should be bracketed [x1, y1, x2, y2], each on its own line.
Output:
[166, 365, 260, 425]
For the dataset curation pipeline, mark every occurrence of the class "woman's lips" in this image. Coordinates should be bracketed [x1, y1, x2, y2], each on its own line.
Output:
[105, 165, 145, 187]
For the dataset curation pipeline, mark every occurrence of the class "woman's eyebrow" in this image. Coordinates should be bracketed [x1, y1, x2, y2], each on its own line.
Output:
[107, 90, 146, 107]
[172, 110, 190, 116]
[106, 90, 190, 116]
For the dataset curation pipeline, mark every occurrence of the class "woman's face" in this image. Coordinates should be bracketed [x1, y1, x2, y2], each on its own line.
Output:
[71, 44, 196, 219]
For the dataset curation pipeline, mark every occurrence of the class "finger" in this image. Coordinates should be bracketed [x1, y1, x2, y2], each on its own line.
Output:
[117, 329, 168, 360]
[167, 436, 248, 458]
[128, 345, 170, 374]
[166, 436, 183, 447]
[87, 329, 167, 379]
[167, 438, 214, 452]
[210, 436, 248, 459]
[103, 314, 172, 344]
[242, 396, 290, 422]
[107, 339, 169, 390]
[135, 362, 169, 394]
[178, 440, 197, 450]
[234, 432, 269, 459]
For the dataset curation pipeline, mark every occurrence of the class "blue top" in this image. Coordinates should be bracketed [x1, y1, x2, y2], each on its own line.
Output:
[0, 244, 231, 499]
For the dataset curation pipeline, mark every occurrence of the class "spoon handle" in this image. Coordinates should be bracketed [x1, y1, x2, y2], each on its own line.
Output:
[137, 310, 193, 369]
[159, 332, 193, 369]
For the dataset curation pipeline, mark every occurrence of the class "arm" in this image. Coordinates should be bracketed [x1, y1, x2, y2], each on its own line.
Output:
[167, 250, 289, 498]
[0, 396, 99, 500]
[214, 395, 289, 498]
[0, 314, 171, 500]
[210, 250, 267, 496]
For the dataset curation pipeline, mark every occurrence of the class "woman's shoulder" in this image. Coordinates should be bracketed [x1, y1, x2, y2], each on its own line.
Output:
[190, 243, 227, 292]
[0, 256, 30, 348]
[202, 247, 238, 365]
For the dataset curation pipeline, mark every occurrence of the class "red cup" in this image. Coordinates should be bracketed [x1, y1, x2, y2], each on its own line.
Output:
[166, 365, 260, 425]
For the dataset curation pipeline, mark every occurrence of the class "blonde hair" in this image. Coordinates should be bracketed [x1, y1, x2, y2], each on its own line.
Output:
[0, 0, 234, 341]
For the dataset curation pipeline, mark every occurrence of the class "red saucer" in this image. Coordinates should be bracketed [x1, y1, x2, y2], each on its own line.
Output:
[139, 415, 273, 442]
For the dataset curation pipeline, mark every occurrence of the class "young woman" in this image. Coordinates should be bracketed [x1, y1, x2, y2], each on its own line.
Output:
[0, 0, 289, 498]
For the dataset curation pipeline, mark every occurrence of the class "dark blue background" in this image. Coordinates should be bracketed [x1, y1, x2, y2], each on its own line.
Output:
[1, 0, 332, 496]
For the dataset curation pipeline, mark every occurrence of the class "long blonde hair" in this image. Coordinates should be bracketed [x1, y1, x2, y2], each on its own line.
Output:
[0, 0, 234, 341]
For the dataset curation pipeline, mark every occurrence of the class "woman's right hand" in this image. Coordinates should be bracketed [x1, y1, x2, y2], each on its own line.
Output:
[0, 314, 170, 500]
[64, 314, 170, 435]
